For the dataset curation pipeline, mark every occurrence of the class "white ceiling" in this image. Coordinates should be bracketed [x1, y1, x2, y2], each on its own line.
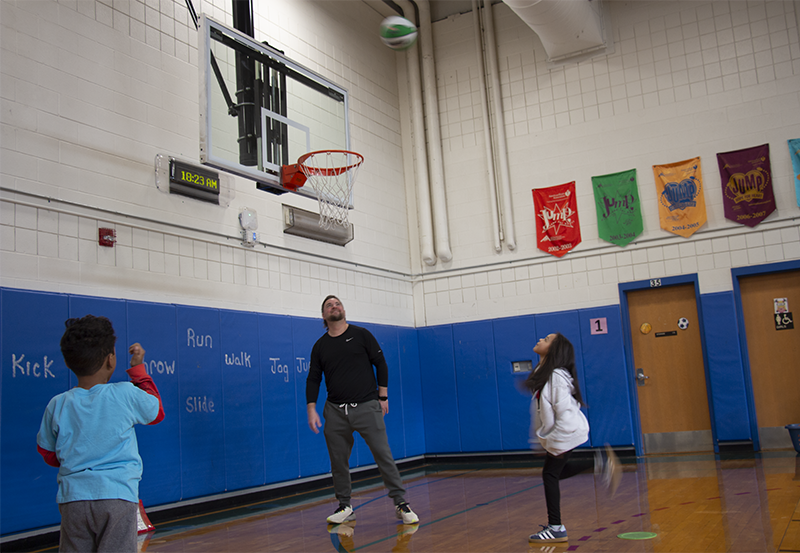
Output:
[375, 0, 495, 24]
[429, 0, 476, 21]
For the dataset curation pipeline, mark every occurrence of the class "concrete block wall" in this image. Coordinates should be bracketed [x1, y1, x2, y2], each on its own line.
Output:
[0, 198, 415, 323]
[0, 0, 414, 325]
[2, 0, 800, 328]
[421, 0, 800, 325]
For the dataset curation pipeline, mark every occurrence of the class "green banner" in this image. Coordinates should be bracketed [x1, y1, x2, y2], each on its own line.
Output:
[592, 169, 643, 247]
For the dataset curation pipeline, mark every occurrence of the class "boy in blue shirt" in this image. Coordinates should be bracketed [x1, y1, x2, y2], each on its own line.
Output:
[37, 315, 165, 552]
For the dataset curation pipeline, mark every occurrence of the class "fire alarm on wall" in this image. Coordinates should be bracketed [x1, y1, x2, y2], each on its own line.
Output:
[99, 228, 116, 247]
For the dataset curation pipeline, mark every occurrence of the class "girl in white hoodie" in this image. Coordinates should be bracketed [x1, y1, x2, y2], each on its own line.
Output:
[525, 332, 613, 544]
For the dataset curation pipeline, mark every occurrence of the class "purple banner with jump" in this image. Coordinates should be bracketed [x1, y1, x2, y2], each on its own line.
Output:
[716, 143, 775, 227]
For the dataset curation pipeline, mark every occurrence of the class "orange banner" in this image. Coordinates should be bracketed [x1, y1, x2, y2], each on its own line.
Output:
[652, 157, 707, 238]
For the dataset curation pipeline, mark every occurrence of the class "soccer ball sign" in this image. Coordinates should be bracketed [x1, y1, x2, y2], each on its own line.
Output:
[678, 317, 689, 330]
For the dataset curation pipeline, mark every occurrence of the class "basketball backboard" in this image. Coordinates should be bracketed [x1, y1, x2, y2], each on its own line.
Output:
[198, 15, 350, 198]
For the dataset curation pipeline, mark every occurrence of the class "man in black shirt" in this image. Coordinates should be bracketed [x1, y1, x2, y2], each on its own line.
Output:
[306, 295, 419, 526]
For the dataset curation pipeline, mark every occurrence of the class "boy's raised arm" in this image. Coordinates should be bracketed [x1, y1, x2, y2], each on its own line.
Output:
[128, 343, 165, 425]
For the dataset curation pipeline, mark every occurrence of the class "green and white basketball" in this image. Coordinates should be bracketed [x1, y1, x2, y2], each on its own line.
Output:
[380, 16, 418, 51]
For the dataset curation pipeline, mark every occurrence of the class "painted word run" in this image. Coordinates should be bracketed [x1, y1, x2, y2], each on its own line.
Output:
[187, 328, 212, 348]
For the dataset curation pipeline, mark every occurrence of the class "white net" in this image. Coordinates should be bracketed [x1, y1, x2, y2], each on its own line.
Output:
[299, 151, 363, 230]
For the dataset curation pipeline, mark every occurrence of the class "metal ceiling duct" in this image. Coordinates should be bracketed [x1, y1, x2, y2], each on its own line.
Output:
[503, 0, 606, 62]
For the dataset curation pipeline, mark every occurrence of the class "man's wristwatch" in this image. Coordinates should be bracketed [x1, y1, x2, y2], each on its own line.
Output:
[379, 396, 388, 401]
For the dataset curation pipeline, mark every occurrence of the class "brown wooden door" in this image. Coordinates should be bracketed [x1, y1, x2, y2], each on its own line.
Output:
[627, 283, 713, 454]
[739, 269, 800, 450]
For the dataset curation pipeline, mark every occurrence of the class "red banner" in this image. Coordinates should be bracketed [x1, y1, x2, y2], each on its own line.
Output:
[532, 182, 581, 258]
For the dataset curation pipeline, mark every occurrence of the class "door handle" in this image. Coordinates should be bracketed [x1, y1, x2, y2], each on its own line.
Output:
[636, 368, 649, 387]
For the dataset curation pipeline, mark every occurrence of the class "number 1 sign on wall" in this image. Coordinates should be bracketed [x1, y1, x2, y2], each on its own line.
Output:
[590, 317, 608, 335]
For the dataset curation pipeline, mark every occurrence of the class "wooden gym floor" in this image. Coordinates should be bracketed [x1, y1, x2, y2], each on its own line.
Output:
[34, 450, 800, 552]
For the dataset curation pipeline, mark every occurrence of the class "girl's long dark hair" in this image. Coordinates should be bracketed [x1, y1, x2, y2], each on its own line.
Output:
[523, 333, 584, 406]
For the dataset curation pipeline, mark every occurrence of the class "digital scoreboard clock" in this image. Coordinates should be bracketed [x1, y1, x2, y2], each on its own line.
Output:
[169, 159, 220, 204]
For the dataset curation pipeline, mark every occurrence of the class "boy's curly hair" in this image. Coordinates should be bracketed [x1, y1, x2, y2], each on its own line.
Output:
[60, 315, 117, 376]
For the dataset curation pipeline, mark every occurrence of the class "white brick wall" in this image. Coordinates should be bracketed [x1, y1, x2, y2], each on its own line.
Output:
[0, 0, 414, 325]
[1, 0, 799, 328]
[0, 199, 414, 324]
[419, 0, 800, 325]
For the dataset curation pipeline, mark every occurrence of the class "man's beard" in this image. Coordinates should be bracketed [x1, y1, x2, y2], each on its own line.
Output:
[327, 311, 344, 323]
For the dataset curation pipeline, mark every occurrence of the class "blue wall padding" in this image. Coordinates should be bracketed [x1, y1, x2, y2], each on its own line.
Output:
[292, 317, 331, 479]
[529, 311, 590, 449]
[418, 325, 461, 453]
[700, 292, 751, 441]
[0, 286, 757, 537]
[259, 313, 300, 485]
[220, 309, 265, 491]
[1, 290, 68, 534]
[127, 300, 181, 506]
[577, 306, 635, 447]
[176, 306, 226, 499]
[397, 327, 425, 457]
[452, 321, 503, 452]
[363, 324, 402, 465]
[492, 315, 537, 451]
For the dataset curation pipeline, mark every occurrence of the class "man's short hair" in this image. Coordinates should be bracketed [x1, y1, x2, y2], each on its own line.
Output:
[60, 315, 117, 376]
[321, 295, 340, 313]
[321, 295, 340, 329]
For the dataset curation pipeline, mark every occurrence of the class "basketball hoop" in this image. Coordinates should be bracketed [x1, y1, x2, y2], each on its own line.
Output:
[288, 150, 363, 230]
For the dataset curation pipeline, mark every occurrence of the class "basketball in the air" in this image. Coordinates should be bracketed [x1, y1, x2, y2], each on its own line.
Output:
[380, 16, 418, 51]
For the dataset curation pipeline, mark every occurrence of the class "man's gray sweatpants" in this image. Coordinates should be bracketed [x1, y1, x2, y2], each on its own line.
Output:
[323, 399, 406, 507]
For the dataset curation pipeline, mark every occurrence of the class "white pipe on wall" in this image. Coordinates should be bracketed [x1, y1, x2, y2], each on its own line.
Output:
[416, 0, 453, 262]
[397, 1, 437, 266]
[481, 0, 516, 251]
[472, 0, 502, 253]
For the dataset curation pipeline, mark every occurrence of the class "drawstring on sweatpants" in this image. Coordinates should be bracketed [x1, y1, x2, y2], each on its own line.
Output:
[338, 403, 358, 415]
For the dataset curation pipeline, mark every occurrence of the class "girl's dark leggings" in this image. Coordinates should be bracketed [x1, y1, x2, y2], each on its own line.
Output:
[542, 449, 593, 526]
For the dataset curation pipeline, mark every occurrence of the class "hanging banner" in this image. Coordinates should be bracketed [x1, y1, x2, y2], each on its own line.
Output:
[532, 182, 581, 258]
[788, 138, 800, 208]
[652, 157, 707, 238]
[717, 143, 775, 227]
[591, 169, 643, 247]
